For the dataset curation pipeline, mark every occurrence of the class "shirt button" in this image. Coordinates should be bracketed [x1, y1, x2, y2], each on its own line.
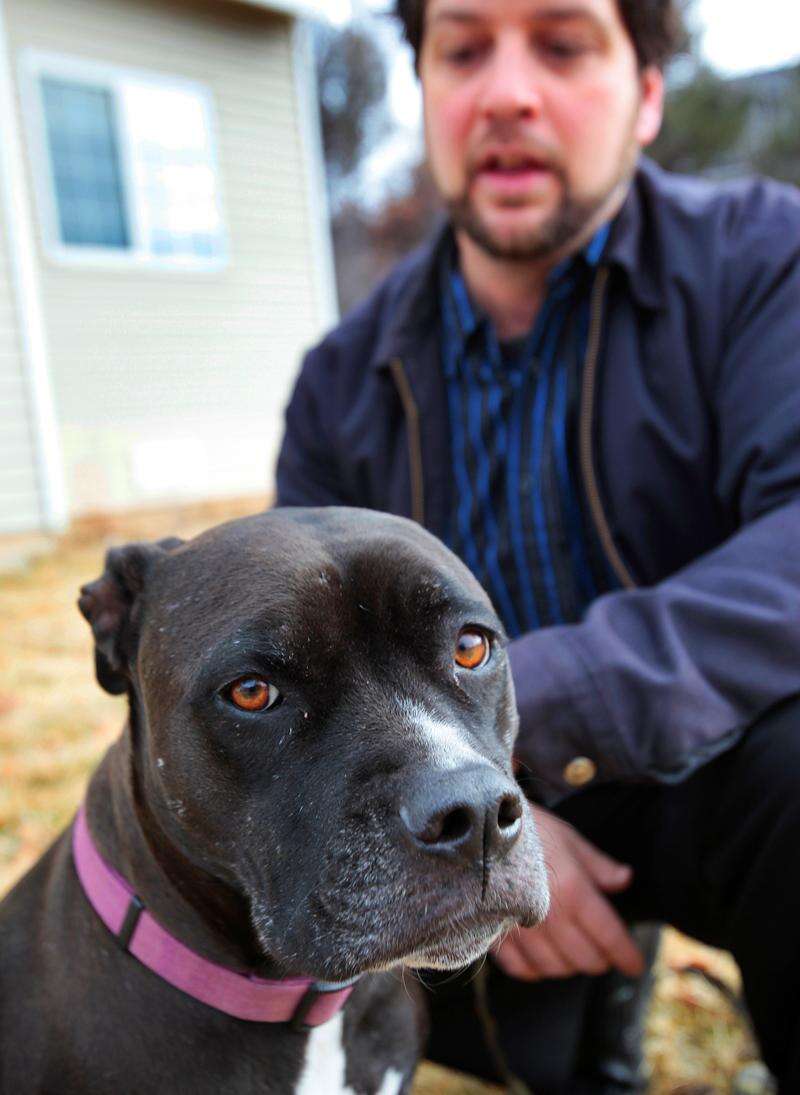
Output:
[563, 757, 597, 788]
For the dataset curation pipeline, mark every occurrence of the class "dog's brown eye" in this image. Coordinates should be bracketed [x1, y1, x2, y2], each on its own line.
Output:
[455, 630, 490, 670]
[227, 677, 281, 712]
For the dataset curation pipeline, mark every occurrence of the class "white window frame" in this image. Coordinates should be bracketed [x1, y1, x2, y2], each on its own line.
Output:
[20, 49, 228, 273]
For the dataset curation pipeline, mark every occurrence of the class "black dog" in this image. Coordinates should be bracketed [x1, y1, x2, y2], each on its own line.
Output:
[0, 508, 548, 1094]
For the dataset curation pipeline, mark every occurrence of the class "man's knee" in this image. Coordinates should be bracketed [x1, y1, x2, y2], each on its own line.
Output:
[689, 694, 800, 946]
[712, 693, 800, 821]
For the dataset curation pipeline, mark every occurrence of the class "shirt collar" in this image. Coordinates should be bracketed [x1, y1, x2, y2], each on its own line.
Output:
[585, 221, 612, 266]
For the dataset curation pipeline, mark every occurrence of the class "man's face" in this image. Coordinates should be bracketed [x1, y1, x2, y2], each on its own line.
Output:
[419, 0, 664, 261]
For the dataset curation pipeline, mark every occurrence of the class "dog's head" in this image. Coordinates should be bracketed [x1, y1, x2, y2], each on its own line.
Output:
[79, 508, 548, 980]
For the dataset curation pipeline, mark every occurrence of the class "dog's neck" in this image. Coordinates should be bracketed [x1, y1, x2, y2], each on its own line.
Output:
[85, 730, 284, 978]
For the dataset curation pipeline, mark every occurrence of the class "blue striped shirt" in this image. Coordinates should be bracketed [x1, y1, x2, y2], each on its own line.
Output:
[440, 225, 619, 638]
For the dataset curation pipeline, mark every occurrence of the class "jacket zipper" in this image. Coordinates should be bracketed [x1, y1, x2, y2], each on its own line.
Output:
[389, 357, 425, 525]
[579, 267, 637, 589]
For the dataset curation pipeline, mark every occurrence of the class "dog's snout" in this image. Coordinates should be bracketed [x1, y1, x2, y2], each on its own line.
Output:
[400, 766, 524, 865]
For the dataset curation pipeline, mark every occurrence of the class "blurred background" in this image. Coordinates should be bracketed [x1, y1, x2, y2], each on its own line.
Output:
[0, 0, 798, 543]
[0, 1, 798, 1090]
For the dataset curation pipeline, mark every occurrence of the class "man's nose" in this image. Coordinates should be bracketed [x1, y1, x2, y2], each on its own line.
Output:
[399, 765, 524, 867]
[480, 37, 544, 124]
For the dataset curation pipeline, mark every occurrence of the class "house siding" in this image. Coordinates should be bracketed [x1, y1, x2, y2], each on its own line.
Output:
[0, 239, 45, 533]
[0, 0, 48, 536]
[5, 0, 329, 516]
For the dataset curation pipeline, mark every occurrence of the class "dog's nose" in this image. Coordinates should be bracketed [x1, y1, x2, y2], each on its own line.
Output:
[400, 765, 524, 865]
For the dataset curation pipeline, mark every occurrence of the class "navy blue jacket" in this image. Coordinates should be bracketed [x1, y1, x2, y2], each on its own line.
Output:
[276, 158, 800, 799]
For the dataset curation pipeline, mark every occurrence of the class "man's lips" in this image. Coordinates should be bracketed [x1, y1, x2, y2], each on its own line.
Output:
[472, 152, 558, 198]
[479, 150, 553, 171]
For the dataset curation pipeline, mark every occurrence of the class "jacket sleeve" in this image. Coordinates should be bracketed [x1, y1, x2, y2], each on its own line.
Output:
[510, 189, 800, 800]
[275, 344, 354, 508]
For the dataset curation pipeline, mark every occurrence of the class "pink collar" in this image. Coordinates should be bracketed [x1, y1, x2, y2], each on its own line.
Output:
[71, 804, 357, 1027]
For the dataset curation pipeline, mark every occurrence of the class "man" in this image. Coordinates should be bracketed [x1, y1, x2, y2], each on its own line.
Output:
[276, 0, 800, 1090]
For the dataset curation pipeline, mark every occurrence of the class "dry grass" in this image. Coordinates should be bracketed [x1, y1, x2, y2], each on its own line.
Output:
[0, 502, 766, 1093]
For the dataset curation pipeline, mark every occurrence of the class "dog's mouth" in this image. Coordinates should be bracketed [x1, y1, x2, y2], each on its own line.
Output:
[249, 881, 547, 982]
[378, 884, 547, 972]
[357, 886, 548, 976]
[395, 913, 515, 972]
[328, 910, 511, 977]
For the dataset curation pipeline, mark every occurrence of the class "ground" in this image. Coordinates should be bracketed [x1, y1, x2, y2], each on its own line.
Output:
[0, 501, 771, 1094]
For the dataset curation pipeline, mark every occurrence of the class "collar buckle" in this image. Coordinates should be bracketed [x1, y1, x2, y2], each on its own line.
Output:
[289, 978, 359, 1032]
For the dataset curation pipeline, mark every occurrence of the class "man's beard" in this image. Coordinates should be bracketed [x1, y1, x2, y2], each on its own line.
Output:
[444, 132, 639, 263]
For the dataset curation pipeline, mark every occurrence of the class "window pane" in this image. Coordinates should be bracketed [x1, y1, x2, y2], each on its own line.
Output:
[124, 84, 224, 261]
[41, 78, 129, 249]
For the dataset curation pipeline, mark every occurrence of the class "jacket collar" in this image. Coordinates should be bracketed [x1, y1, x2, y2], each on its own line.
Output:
[369, 155, 665, 373]
[370, 217, 452, 371]
[602, 156, 665, 311]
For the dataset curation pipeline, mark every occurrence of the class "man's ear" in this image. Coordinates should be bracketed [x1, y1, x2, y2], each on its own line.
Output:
[78, 537, 184, 695]
[635, 64, 665, 148]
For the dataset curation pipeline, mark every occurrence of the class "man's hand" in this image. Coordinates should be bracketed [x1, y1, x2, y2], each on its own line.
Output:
[494, 805, 644, 981]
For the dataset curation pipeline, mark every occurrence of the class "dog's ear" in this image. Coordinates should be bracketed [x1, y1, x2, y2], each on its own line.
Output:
[78, 537, 184, 694]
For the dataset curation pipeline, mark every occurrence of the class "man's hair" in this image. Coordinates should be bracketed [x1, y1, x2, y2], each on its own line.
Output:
[395, 0, 685, 70]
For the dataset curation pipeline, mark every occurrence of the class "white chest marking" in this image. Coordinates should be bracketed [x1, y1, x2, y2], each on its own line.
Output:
[295, 1012, 354, 1095]
[294, 1012, 406, 1095]
[376, 1067, 404, 1095]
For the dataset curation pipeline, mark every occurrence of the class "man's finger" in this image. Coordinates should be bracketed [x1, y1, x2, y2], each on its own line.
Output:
[492, 939, 546, 982]
[495, 929, 572, 981]
[568, 832, 633, 894]
[575, 889, 645, 977]
[546, 919, 611, 977]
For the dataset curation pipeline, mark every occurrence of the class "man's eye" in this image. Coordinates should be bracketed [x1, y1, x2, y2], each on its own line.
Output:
[442, 40, 488, 67]
[455, 629, 491, 670]
[448, 47, 477, 65]
[225, 677, 282, 712]
[539, 37, 589, 61]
